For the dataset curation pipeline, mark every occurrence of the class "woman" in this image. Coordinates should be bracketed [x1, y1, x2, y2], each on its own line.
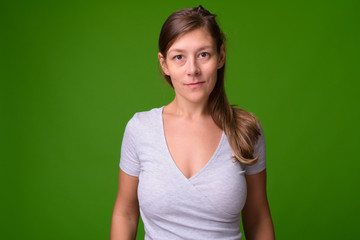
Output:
[111, 6, 275, 240]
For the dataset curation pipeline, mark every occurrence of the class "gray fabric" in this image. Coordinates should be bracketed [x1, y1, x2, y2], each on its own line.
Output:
[120, 107, 266, 240]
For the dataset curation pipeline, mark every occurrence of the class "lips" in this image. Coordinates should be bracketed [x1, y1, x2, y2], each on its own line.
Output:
[185, 82, 205, 88]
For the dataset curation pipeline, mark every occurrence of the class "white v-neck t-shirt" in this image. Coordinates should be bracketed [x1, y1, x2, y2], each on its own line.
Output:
[119, 107, 266, 240]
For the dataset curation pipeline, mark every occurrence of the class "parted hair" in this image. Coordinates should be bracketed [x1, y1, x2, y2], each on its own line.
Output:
[158, 5, 260, 164]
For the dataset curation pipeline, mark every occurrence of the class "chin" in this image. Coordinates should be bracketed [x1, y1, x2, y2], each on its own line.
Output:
[186, 93, 210, 104]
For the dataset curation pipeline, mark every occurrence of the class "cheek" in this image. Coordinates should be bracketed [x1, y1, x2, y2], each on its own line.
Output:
[204, 62, 219, 78]
[206, 64, 219, 90]
[167, 67, 184, 82]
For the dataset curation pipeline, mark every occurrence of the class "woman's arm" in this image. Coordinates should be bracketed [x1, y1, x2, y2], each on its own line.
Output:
[242, 170, 275, 240]
[110, 169, 140, 240]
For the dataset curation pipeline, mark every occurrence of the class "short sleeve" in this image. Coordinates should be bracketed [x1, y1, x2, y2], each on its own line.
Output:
[119, 115, 140, 177]
[244, 122, 266, 175]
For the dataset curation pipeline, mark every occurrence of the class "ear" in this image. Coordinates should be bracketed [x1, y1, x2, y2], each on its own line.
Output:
[217, 44, 226, 69]
[158, 52, 170, 75]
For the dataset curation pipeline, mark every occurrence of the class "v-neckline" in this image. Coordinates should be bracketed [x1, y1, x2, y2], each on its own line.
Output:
[159, 106, 224, 181]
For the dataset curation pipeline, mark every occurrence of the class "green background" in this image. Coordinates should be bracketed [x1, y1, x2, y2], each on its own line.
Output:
[2, 0, 359, 239]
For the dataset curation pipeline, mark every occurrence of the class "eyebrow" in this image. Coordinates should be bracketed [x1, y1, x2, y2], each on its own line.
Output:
[168, 46, 214, 54]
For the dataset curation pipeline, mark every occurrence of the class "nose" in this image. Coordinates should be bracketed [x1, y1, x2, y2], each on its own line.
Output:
[186, 57, 200, 76]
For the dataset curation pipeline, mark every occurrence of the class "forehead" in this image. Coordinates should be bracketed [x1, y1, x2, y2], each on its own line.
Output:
[167, 28, 215, 53]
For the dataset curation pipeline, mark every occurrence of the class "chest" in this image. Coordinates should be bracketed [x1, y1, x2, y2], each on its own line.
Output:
[163, 117, 223, 179]
[137, 132, 248, 216]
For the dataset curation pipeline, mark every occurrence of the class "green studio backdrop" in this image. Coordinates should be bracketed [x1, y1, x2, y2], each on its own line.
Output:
[1, 0, 359, 239]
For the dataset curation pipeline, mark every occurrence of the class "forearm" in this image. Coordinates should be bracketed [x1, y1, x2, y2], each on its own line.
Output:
[110, 212, 139, 240]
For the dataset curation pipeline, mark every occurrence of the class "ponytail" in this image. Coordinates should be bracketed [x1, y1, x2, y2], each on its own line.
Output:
[208, 74, 260, 164]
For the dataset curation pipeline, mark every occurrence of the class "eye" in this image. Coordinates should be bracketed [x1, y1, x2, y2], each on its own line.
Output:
[199, 52, 210, 58]
[173, 55, 183, 61]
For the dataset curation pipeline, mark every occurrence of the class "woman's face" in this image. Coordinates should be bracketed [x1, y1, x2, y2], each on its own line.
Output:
[159, 28, 225, 105]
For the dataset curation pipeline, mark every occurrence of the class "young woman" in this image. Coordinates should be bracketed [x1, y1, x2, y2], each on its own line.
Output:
[111, 6, 275, 240]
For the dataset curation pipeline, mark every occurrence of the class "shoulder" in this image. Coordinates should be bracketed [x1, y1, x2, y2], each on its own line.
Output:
[125, 106, 163, 132]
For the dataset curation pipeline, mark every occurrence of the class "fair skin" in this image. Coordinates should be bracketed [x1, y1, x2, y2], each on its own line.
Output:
[110, 170, 139, 240]
[110, 28, 274, 239]
[242, 170, 275, 239]
[159, 28, 225, 179]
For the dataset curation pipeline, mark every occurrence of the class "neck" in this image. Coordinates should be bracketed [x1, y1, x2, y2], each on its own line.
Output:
[165, 96, 210, 119]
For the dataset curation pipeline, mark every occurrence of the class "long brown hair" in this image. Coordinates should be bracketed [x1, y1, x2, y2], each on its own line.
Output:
[158, 6, 260, 164]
